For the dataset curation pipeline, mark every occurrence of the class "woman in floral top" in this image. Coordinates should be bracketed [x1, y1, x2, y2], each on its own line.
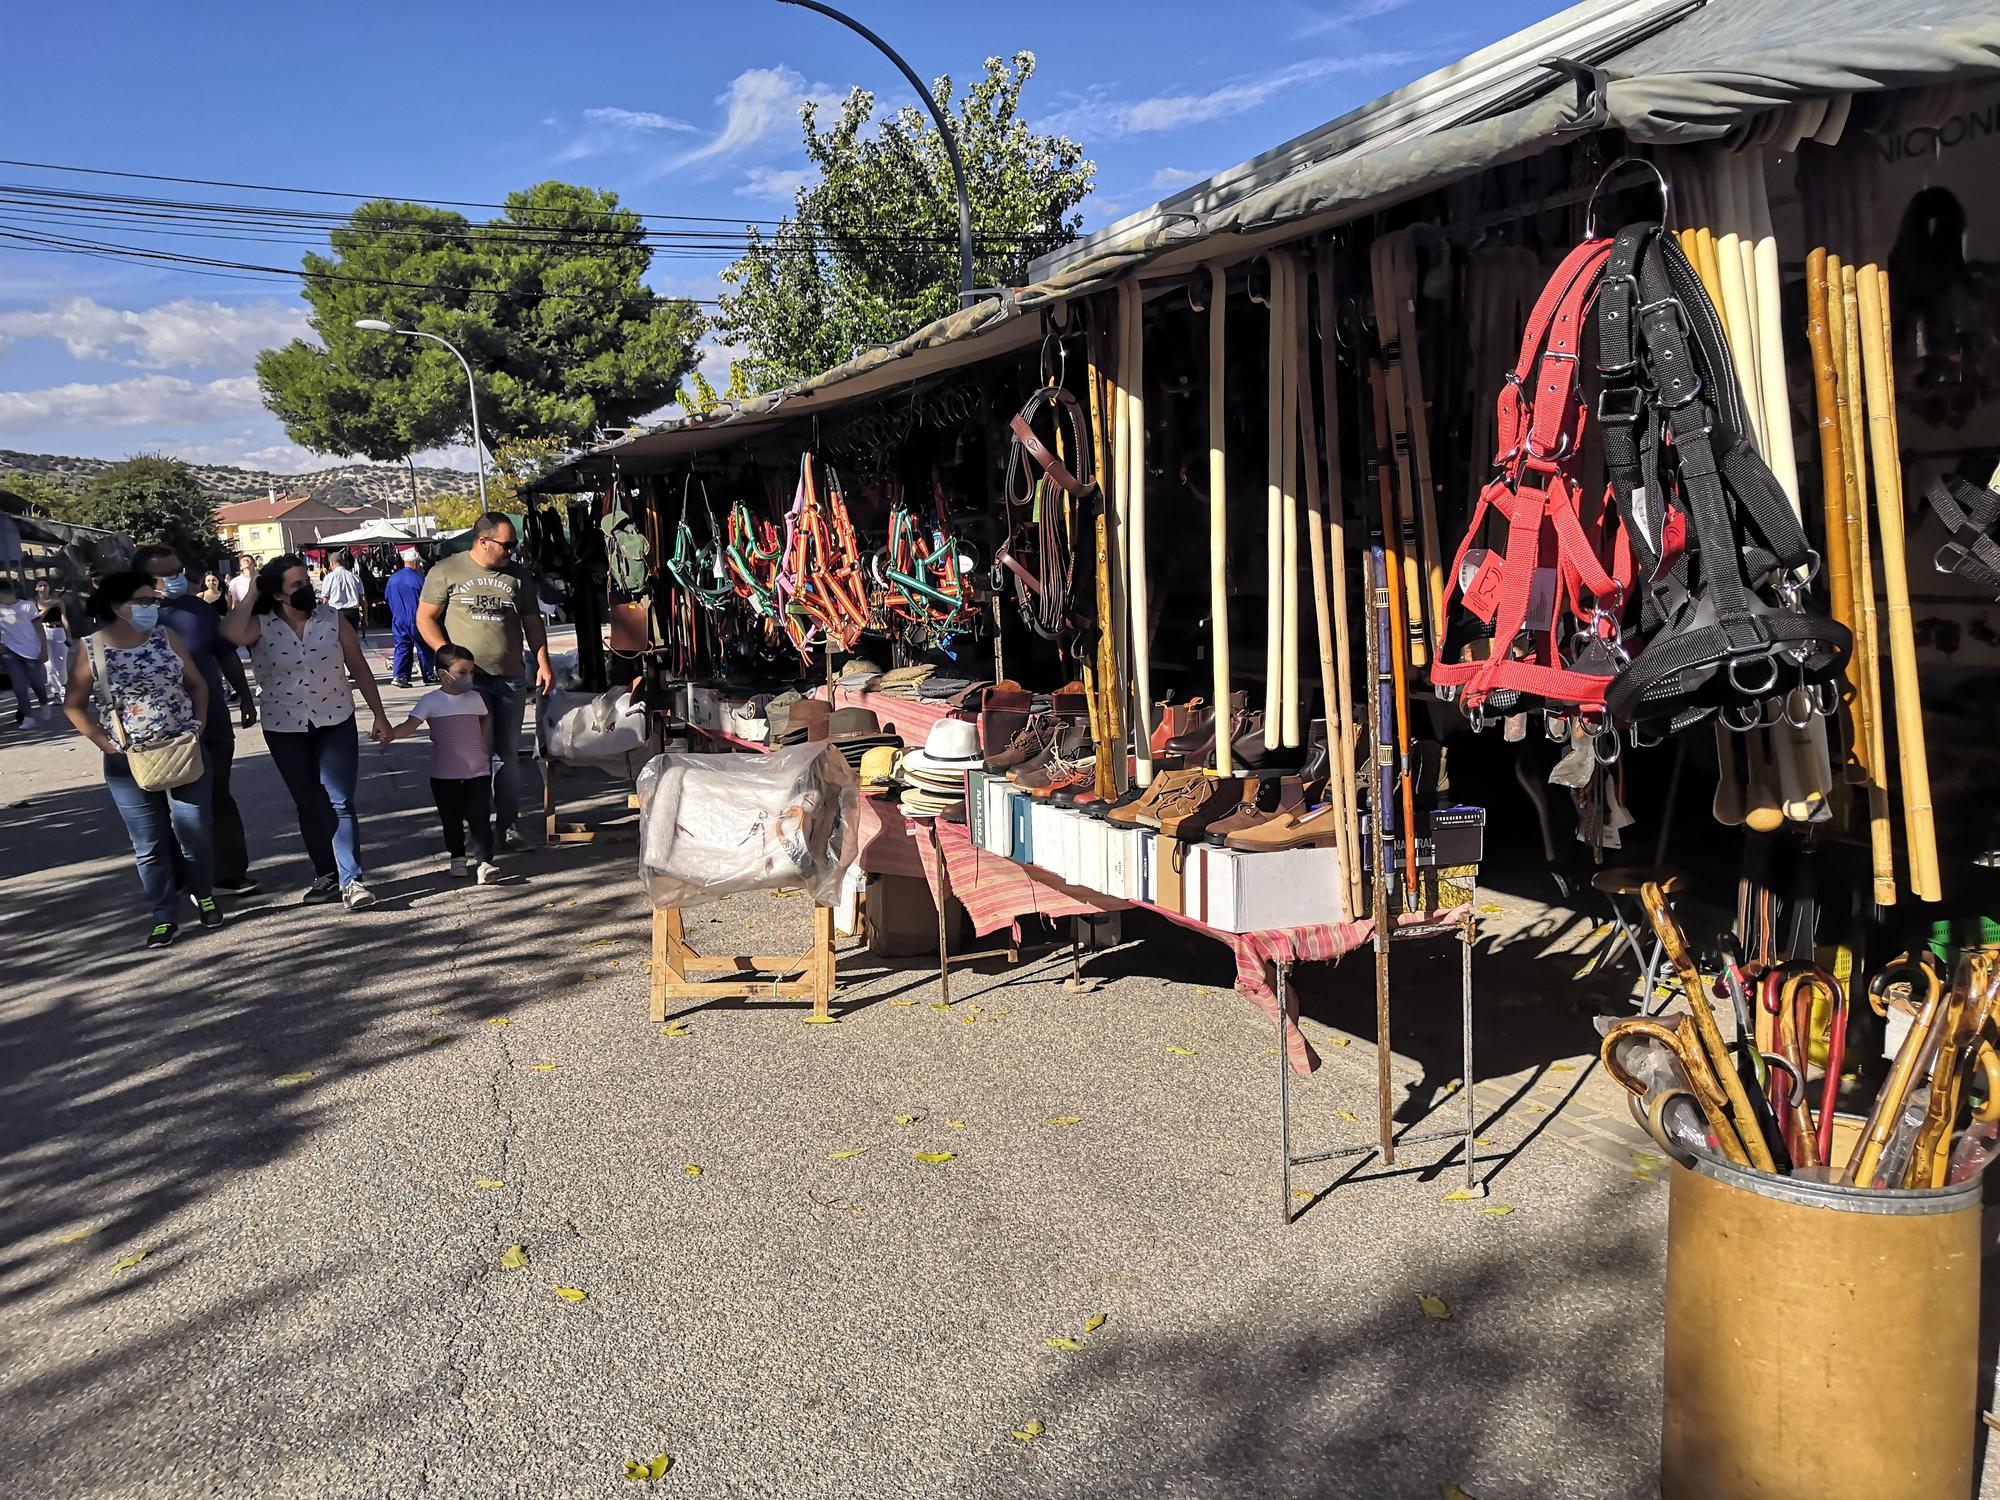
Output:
[62, 570, 220, 949]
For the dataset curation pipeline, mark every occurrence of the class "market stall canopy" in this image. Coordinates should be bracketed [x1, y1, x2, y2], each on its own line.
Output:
[531, 0, 2000, 494]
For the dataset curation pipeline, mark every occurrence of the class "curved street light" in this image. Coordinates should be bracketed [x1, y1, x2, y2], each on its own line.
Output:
[353, 319, 489, 508]
[772, 0, 975, 299]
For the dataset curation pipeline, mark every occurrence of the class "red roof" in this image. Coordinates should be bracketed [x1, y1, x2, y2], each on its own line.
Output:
[215, 495, 348, 523]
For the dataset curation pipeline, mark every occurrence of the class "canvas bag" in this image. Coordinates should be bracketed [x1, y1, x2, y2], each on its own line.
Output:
[86, 631, 205, 792]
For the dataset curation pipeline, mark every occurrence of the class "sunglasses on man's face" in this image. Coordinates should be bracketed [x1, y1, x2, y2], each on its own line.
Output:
[487, 537, 518, 551]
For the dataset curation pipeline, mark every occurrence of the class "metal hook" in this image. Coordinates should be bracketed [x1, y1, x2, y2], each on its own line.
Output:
[1584, 156, 1674, 239]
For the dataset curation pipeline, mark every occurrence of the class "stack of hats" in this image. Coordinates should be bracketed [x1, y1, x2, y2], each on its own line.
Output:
[857, 744, 902, 791]
[825, 707, 900, 770]
[899, 718, 983, 819]
[872, 664, 936, 700]
[773, 698, 831, 746]
[837, 658, 886, 693]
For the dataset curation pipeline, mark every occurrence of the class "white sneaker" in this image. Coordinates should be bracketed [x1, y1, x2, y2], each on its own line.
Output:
[474, 861, 502, 885]
[341, 880, 376, 911]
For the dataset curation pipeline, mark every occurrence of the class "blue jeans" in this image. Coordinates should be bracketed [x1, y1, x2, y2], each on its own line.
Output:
[103, 751, 214, 923]
[472, 671, 526, 836]
[265, 717, 363, 886]
[390, 625, 434, 683]
[5, 646, 49, 721]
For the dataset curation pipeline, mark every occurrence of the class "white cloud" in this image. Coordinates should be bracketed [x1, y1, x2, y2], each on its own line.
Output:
[0, 374, 263, 431]
[1295, 0, 1417, 36]
[558, 103, 699, 161]
[737, 165, 813, 200]
[1148, 167, 1212, 190]
[582, 105, 695, 132]
[1041, 54, 1420, 139]
[0, 296, 310, 371]
[672, 66, 840, 171]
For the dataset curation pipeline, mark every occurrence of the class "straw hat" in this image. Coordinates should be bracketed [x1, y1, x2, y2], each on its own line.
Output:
[858, 745, 902, 788]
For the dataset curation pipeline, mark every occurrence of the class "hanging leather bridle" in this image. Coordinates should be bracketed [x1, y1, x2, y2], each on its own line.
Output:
[996, 352, 1092, 651]
[773, 453, 870, 660]
[666, 473, 732, 611]
[726, 497, 782, 618]
[873, 474, 978, 654]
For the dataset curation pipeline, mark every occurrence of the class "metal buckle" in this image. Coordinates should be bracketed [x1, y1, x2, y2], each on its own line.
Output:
[1655, 369, 1705, 411]
[1597, 385, 1646, 425]
[1727, 655, 1781, 697]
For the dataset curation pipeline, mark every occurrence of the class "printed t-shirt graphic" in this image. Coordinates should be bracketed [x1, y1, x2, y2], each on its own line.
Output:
[420, 552, 529, 678]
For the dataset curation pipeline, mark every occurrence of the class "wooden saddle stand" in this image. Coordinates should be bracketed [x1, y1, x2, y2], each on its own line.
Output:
[649, 903, 839, 1024]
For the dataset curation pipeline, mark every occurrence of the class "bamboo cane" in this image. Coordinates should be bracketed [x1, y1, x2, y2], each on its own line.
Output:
[1258, 260, 1284, 747]
[1836, 261, 1896, 903]
[1392, 232, 1448, 657]
[1278, 253, 1302, 748]
[1317, 242, 1363, 917]
[1123, 281, 1149, 788]
[1207, 262, 1233, 777]
[1084, 306, 1118, 801]
[1694, 228, 1725, 316]
[1858, 265, 1941, 901]
[1805, 249, 1859, 751]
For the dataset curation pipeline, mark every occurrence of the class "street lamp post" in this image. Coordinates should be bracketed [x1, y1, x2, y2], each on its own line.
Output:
[773, 0, 975, 300]
[353, 320, 489, 508]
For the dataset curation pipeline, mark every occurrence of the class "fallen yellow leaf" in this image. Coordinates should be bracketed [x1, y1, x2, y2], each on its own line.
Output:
[1011, 1418, 1046, 1442]
[487, 1017, 512, 1027]
[1044, 1336, 1084, 1352]
[582, 973, 596, 982]
[892, 1113, 917, 1125]
[801, 1015, 839, 1025]
[1165, 1045, 1197, 1056]
[1417, 1292, 1452, 1320]
[623, 1452, 673, 1482]
[1442, 1484, 1478, 1500]
[1474, 1137, 1497, 1148]
[889, 999, 916, 1008]
[1327, 1036, 1351, 1048]
[58, 1226, 101, 1245]
[109, 1250, 147, 1274]
[1526, 1104, 1548, 1114]
[583, 937, 616, 948]
[474, 1179, 505, 1190]
[827, 1148, 869, 1161]
[945, 1119, 965, 1128]
[424, 1033, 449, 1045]
[500, 1244, 530, 1269]
[1083, 1313, 1107, 1333]
[1048, 1115, 1082, 1126]
[1291, 1188, 1314, 1200]
[273, 1071, 313, 1086]
[961, 1015, 977, 1026]
[1549, 1062, 1576, 1073]
[1442, 1078, 1463, 1095]
[1443, 1189, 1478, 1202]
[1480, 1205, 1514, 1216]
[528, 1063, 556, 1072]
[683, 1164, 702, 1178]
[1336, 1110, 1357, 1122]
[928, 1002, 952, 1012]
[913, 1151, 956, 1164]
[659, 1023, 690, 1037]
[1631, 1170, 1656, 1183]
[1477, 903, 1503, 915]
[554, 1286, 588, 1303]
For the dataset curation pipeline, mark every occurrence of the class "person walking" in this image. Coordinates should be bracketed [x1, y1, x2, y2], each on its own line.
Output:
[135, 544, 259, 896]
[226, 554, 256, 607]
[222, 554, 391, 910]
[61, 570, 221, 949]
[385, 548, 435, 687]
[384, 643, 500, 883]
[417, 512, 554, 850]
[38, 603, 69, 701]
[0, 576, 55, 728]
[321, 550, 365, 637]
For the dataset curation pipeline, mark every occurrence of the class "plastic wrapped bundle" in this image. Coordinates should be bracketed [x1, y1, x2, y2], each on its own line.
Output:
[635, 743, 858, 910]
[540, 688, 653, 774]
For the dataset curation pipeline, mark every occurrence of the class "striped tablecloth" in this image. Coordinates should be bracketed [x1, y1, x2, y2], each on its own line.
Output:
[908, 813, 1126, 939]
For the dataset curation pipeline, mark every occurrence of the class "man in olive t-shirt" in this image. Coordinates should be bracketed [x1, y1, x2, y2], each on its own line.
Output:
[416, 512, 554, 846]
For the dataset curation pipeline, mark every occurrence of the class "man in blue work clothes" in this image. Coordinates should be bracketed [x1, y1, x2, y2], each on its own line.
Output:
[134, 542, 260, 895]
[386, 547, 435, 687]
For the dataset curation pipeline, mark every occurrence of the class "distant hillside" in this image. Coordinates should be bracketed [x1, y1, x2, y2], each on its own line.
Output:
[0, 449, 474, 511]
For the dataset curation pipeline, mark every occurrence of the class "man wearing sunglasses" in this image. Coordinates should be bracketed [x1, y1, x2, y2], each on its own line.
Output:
[417, 512, 554, 850]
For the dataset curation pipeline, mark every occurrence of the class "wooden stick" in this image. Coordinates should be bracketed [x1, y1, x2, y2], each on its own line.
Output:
[1260, 258, 1284, 746]
[1293, 249, 1342, 833]
[1207, 262, 1233, 777]
[1805, 249, 1859, 752]
[1317, 241, 1364, 917]
[1123, 281, 1151, 787]
[1712, 724, 1746, 826]
[1859, 265, 1941, 901]
[1371, 232, 1429, 667]
[1836, 261, 1897, 903]
[1084, 302, 1120, 801]
[1393, 232, 1448, 657]
[1278, 253, 1302, 748]
[1369, 366, 1419, 883]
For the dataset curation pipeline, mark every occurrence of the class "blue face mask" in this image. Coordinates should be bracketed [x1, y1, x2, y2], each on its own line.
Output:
[126, 603, 161, 631]
[161, 573, 189, 599]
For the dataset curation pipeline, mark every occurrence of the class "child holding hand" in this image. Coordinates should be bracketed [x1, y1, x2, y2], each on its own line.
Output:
[385, 643, 500, 883]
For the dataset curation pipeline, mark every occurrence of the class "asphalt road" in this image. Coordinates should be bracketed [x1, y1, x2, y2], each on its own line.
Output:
[0, 677, 1682, 1499]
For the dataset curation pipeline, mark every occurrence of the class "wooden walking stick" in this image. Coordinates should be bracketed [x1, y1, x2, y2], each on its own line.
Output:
[1293, 250, 1345, 869]
[1122, 280, 1149, 789]
[1391, 231, 1448, 657]
[1257, 259, 1284, 749]
[1371, 232, 1429, 666]
[1206, 262, 1234, 777]
[1083, 302, 1120, 801]
[1831, 258, 1895, 902]
[1317, 241, 1364, 916]
[1859, 265, 1942, 900]
[1805, 249, 1859, 749]
[1278, 252, 1303, 748]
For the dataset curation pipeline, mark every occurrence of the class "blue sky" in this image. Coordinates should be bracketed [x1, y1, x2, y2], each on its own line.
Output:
[0, 0, 1558, 473]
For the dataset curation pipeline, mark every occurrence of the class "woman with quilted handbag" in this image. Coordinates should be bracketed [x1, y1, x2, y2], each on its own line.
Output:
[60, 570, 221, 950]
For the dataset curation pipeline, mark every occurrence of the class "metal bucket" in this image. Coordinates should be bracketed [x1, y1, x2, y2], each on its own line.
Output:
[1661, 1118, 1980, 1499]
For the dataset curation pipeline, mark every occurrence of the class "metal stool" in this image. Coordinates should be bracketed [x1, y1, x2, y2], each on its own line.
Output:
[1587, 866, 1680, 1012]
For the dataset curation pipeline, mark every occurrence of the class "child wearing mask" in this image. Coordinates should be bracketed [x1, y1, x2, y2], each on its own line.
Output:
[384, 643, 499, 883]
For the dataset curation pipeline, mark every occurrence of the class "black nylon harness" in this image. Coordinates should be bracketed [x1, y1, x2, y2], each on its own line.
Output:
[1592, 221, 1849, 728]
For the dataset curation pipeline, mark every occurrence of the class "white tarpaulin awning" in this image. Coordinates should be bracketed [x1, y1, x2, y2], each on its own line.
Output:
[316, 520, 417, 545]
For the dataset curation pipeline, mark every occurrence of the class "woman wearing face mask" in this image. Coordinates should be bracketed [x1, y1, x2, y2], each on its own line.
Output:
[62, 570, 221, 949]
[221, 554, 392, 910]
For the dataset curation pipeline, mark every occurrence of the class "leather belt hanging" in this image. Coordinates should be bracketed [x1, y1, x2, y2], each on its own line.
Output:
[997, 380, 1092, 649]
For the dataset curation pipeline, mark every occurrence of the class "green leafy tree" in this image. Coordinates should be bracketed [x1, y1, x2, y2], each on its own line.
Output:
[416, 492, 486, 531]
[69, 456, 219, 562]
[0, 471, 84, 519]
[715, 52, 1094, 389]
[256, 182, 705, 460]
[674, 363, 753, 416]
